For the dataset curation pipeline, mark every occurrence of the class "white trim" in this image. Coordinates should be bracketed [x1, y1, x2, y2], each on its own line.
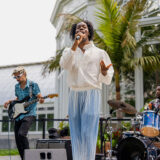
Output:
[139, 16, 160, 27]
[50, 0, 72, 26]
[55, 2, 89, 38]
[144, 39, 160, 45]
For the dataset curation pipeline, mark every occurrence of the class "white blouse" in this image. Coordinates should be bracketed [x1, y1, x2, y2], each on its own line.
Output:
[60, 42, 114, 91]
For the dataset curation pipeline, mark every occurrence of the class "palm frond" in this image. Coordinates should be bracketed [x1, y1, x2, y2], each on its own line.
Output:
[42, 48, 64, 76]
[120, 0, 148, 53]
[58, 13, 82, 32]
[95, 0, 148, 66]
[93, 30, 108, 51]
[96, 0, 120, 51]
[131, 55, 160, 71]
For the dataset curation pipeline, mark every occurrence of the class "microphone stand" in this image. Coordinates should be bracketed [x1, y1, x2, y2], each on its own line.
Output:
[103, 116, 111, 158]
[104, 109, 118, 160]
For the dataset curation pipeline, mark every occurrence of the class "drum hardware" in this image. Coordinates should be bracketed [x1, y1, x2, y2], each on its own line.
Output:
[101, 107, 160, 160]
[105, 122, 116, 160]
[136, 113, 143, 121]
[130, 118, 137, 134]
[102, 110, 139, 159]
[107, 126, 113, 160]
[115, 109, 160, 160]
[102, 110, 119, 160]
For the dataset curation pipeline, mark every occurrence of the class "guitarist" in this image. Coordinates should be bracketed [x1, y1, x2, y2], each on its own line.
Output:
[4, 66, 44, 160]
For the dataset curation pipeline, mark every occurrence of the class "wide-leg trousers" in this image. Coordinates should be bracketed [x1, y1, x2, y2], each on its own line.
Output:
[68, 89, 101, 160]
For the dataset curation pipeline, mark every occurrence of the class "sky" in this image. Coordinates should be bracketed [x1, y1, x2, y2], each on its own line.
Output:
[0, 0, 56, 66]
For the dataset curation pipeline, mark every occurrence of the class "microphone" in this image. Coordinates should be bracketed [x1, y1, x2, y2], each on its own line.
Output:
[76, 35, 80, 40]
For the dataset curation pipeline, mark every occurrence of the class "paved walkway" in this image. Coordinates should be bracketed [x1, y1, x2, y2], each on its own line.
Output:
[0, 156, 21, 160]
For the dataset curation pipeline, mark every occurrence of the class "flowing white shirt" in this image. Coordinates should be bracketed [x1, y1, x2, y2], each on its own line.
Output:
[60, 41, 114, 91]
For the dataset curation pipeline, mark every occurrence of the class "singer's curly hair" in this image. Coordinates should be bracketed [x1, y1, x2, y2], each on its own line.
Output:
[70, 20, 94, 41]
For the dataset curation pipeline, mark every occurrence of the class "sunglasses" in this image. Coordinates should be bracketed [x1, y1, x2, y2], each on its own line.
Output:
[13, 73, 23, 79]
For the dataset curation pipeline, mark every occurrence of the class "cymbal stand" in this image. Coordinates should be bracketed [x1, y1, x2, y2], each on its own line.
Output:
[108, 121, 113, 159]
[102, 116, 110, 158]
[131, 118, 136, 134]
[104, 110, 117, 160]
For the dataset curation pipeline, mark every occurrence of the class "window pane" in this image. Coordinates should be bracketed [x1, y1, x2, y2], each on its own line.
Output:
[2, 116, 9, 132]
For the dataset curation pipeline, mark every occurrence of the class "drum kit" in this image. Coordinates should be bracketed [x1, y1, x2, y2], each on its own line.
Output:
[102, 100, 160, 160]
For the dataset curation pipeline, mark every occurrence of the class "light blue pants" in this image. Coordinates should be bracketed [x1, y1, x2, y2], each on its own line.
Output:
[68, 89, 101, 160]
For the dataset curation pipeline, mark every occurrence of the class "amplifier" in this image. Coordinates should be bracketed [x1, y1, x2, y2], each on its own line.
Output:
[36, 139, 72, 160]
[25, 149, 67, 160]
[36, 139, 104, 160]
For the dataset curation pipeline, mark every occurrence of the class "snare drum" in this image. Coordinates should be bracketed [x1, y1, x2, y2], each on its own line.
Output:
[122, 131, 141, 138]
[140, 110, 159, 137]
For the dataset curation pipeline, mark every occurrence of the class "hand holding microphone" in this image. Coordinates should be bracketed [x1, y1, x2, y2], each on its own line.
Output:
[76, 35, 80, 40]
[71, 32, 85, 51]
[75, 32, 85, 43]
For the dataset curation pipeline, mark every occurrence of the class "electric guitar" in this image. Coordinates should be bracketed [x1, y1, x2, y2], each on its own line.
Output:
[8, 94, 58, 120]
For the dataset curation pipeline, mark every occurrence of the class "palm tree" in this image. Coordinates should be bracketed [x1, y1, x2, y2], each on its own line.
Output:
[95, 0, 149, 100]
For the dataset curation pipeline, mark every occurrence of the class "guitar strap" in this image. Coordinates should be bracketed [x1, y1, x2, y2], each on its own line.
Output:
[29, 81, 33, 98]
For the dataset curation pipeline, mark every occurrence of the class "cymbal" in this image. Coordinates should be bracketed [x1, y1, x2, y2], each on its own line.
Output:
[107, 100, 137, 115]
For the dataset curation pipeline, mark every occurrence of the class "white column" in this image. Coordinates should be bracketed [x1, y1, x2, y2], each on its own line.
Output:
[62, 71, 69, 118]
[0, 107, 2, 133]
[54, 70, 60, 128]
[101, 84, 110, 117]
[135, 28, 144, 112]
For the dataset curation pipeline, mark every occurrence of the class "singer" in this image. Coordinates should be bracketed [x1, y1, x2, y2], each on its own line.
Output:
[146, 86, 160, 111]
[60, 20, 114, 160]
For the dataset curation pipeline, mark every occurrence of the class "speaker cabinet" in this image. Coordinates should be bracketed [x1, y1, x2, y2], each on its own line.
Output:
[36, 139, 72, 160]
[25, 149, 67, 160]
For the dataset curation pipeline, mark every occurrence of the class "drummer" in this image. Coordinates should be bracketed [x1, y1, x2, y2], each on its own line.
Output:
[146, 86, 160, 111]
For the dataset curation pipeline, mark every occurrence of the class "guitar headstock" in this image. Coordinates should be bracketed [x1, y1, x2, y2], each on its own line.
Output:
[47, 94, 58, 98]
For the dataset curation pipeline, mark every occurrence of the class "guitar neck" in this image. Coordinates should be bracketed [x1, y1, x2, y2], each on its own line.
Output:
[24, 96, 48, 107]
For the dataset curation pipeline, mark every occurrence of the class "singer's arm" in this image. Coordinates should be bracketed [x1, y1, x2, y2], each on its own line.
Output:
[71, 41, 79, 51]
[60, 48, 75, 70]
[98, 51, 114, 85]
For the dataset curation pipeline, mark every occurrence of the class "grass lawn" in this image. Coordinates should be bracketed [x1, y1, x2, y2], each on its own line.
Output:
[0, 149, 19, 156]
